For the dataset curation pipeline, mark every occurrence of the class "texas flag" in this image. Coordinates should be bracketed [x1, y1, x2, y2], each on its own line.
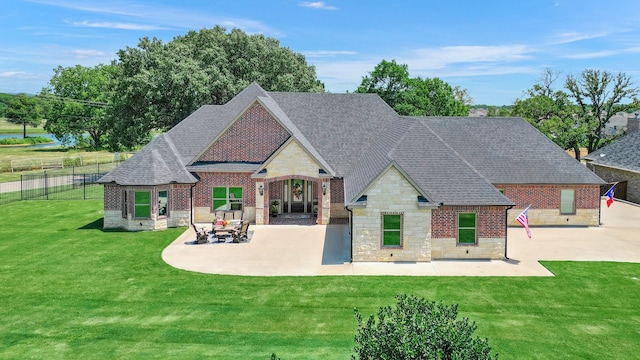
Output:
[605, 184, 616, 208]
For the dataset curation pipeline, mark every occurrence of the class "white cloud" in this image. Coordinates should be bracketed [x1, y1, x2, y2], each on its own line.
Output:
[299, 2, 338, 10]
[70, 20, 167, 31]
[69, 49, 110, 58]
[28, 0, 279, 35]
[564, 46, 640, 59]
[547, 30, 612, 45]
[0, 71, 40, 79]
[404, 45, 533, 71]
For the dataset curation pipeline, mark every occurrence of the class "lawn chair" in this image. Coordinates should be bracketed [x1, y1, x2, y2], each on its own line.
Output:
[193, 224, 209, 244]
[232, 220, 250, 243]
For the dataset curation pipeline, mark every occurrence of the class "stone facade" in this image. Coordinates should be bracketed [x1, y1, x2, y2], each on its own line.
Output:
[351, 166, 433, 262]
[589, 165, 640, 205]
[496, 184, 601, 226]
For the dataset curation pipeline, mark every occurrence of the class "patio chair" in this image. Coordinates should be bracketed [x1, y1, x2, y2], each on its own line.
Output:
[232, 220, 250, 243]
[233, 210, 243, 220]
[192, 224, 209, 244]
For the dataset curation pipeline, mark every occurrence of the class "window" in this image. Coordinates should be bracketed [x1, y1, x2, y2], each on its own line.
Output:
[213, 187, 243, 211]
[458, 213, 476, 244]
[382, 213, 402, 247]
[134, 191, 151, 218]
[560, 189, 575, 214]
[158, 190, 168, 217]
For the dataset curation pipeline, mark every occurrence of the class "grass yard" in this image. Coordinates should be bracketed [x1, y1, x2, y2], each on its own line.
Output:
[1, 200, 639, 359]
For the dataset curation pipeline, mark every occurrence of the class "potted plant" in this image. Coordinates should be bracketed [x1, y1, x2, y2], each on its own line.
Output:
[312, 205, 318, 217]
[270, 200, 280, 217]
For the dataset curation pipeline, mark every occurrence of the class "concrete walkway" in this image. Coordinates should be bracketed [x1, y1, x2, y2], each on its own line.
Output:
[162, 200, 640, 276]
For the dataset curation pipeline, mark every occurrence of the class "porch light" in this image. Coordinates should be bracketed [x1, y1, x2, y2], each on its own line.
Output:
[258, 185, 264, 195]
[322, 184, 327, 195]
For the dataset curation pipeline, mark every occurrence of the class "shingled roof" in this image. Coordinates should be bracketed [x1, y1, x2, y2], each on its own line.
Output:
[420, 117, 606, 185]
[98, 134, 197, 185]
[99, 83, 602, 204]
[584, 130, 640, 173]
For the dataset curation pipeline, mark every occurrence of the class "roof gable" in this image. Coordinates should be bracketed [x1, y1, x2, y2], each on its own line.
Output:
[193, 100, 291, 164]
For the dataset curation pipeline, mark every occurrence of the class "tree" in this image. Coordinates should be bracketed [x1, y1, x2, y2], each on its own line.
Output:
[40, 64, 116, 149]
[353, 294, 497, 360]
[355, 60, 470, 116]
[512, 69, 586, 159]
[108, 26, 325, 150]
[565, 69, 638, 153]
[5, 94, 43, 138]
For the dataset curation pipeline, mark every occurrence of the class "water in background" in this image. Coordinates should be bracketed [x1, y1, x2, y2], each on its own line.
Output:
[0, 134, 64, 148]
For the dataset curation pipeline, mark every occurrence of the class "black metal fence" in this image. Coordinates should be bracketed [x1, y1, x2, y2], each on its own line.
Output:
[0, 171, 108, 205]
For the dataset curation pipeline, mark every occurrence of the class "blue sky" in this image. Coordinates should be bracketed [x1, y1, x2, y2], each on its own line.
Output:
[1, 0, 640, 105]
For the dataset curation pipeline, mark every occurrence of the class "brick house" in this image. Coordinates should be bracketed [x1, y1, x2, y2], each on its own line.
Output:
[584, 129, 640, 204]
[98, 83, 605, 262]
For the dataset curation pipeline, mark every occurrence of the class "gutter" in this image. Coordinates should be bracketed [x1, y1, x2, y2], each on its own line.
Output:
[504, 205, 514, 260]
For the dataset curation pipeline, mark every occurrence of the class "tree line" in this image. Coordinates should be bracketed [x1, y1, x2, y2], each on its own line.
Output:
[2, 25, 637, 158]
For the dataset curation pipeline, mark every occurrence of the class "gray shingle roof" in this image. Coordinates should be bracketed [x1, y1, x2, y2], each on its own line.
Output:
[100, 83, 602, 205]
[583, 130, 640, 173]
[420, 117, 605, 185]
[390, 120, 513, 206]
[268, 91, 399, 176]
[98, 134, 197, 185]
[343, 117, 513, 206]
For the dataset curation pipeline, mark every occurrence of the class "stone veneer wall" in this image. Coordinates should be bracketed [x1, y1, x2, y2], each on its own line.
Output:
[351, 167, 432, 262]
[589, 165, 640, 205]
[103, 183, 191, 230]
[496, 184, 601, 226]
[192, 172, 256, 223]
[431, 206, 507, 260]
[263, 140, 329, 224]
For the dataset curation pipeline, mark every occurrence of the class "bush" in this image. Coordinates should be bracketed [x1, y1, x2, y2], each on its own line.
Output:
[353, 294, 497, 360]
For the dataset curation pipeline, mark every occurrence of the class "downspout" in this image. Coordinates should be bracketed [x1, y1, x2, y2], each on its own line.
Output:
[190, 183, 196, 226]
[345, 205, 353, 263]
[504, 205, 514, 260]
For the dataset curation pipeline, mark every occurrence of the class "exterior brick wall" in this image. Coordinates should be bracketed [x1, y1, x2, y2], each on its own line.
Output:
[104, 184, 121, 211]
[193, 172, 255, 209]
[590, 165, 640, 204]
[102, 183, 192, 230]
[330, 178, 348, 219]
[431, 206, 507, 239]
[197, 102, 290, 163]
[495, 184, 601, 209]
[495, 184, 601, 226]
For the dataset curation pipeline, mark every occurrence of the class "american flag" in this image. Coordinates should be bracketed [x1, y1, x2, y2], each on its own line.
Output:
[516, 205, 532, 238]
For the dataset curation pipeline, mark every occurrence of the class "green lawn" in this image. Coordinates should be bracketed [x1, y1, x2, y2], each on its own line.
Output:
[1, 200, 639, 359]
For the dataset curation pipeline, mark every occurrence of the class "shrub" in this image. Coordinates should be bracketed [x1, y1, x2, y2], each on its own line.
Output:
[353, 294, 497, 360]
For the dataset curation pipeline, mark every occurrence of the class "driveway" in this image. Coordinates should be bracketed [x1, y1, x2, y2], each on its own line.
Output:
[162, 200, 640, 276]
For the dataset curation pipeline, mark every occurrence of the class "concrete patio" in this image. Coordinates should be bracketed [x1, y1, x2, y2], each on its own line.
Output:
[162, 199, 640, 276]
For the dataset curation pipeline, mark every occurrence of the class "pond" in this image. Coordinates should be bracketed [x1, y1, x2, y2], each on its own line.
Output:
[0, 134, 63, 148]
